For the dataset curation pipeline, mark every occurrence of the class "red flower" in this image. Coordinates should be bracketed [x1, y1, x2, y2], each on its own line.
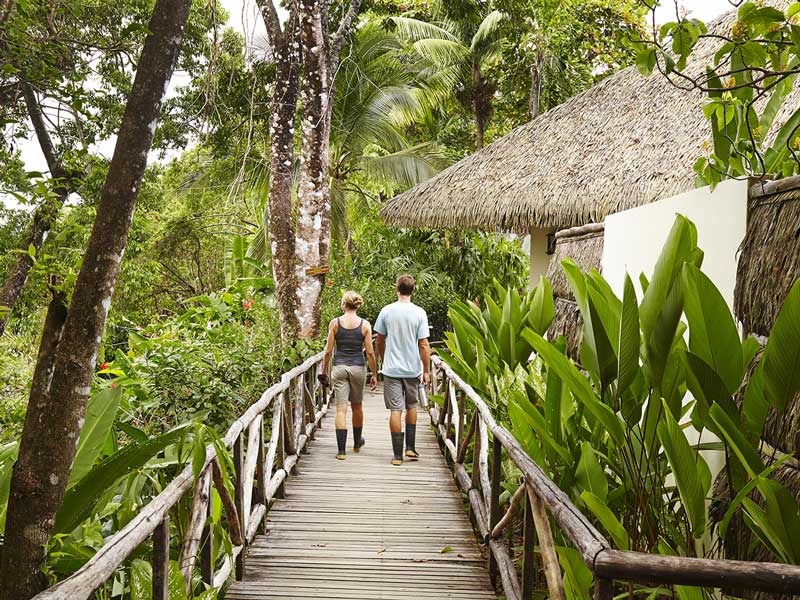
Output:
[100, 362, 109, 370]
[110, 382, 118, 389]
[242, 298, 254, 311]
[326, 280, 334, 287]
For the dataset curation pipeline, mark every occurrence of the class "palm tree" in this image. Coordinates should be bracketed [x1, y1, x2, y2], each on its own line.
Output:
[391, 1, 506, 149]
[243, 19, 450, 259]
[329, 20, 450, 244]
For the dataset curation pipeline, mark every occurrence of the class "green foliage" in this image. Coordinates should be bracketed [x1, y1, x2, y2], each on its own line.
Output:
[636, 2, 800, 185]
[443, 215, 800, 599]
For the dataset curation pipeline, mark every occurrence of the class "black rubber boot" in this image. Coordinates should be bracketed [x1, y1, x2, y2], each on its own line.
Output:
[391, 432, 404, 465]
[405, 423, 419, 459]
[336, 429, 347, 459]
[353, 426, 365, 452]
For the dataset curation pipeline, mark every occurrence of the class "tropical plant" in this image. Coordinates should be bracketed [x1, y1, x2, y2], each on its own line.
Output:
[390, 0, 507, 149]
[441, 215, 800, 598]
[636, 1, 800, 186]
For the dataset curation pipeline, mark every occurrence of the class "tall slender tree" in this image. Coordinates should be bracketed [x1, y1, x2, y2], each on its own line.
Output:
[294, 0, 362, 337]
[0, 0, 193, 596]
[256, 0, 303, 339]
[256, 0, 361, 339]
[0, 85, 77, 336]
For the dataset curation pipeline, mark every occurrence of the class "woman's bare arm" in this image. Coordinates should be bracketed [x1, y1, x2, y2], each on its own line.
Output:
[322, 320, 337, 376]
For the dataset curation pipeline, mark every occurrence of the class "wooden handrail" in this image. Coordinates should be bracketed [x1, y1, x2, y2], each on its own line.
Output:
[428, 354, 800, 599]
[34, 352, 326, 600]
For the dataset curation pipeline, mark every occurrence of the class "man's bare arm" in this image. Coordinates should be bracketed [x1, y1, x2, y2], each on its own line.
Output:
[376, 333, 386, 364]
[418, 338, 431, 384]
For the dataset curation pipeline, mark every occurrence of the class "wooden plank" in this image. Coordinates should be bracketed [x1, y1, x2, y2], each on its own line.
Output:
[178, 467, 210, 590]
[226, 386, 497, 599]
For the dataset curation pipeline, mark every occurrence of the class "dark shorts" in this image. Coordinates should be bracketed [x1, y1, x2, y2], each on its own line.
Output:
[383, 375, 420, 411]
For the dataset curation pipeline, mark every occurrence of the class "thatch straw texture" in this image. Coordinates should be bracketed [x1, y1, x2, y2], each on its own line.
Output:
[735, 187, 800, 337]
[381, 1, 799, 232]
[545, 225, 604, 359]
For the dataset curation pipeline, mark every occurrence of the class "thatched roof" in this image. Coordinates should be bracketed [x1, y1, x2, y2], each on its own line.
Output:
[545, 224, 604, 359]
[381, 2, 798, 232]
[735, 180, 800, 338]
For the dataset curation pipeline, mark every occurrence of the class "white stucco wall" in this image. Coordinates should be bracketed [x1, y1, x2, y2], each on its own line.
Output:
[529, 227, 554, 288]
[602, 178, 749, 307]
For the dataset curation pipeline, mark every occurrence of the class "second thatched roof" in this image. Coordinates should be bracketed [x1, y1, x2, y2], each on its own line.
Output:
[381, 2, 798, 232]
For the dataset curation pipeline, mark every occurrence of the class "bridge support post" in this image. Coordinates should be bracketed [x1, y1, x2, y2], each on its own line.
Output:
[522, 487, 536, 598]
[152, 515, 170, 600]
[488, 435, 502, 587]
[254, 417, 267, 535]
[201, 492, 214, 586]
[234, 434, 246, 581]
[594, 577, 613, 600]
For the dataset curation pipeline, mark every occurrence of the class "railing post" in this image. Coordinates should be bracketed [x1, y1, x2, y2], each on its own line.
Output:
[469, 416, 482, 524]
[276, 402, 286, 499]
[152, 515, 170, 600]
[254, 414, 267, 535]
[594, 578, 613, 600]
[457, 390, 466, 448]
[200, 487, 213, 587]
[522, 488, 536, 598]
[488, 435, 502, 587]
[234, 433, 245, 581]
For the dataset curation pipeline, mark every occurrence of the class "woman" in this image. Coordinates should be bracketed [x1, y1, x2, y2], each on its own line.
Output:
[321, 291, 378, 460]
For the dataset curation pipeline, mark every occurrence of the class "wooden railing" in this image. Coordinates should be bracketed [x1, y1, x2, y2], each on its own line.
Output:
[428, 354, 800, 600]
[34, 352, 328, 600]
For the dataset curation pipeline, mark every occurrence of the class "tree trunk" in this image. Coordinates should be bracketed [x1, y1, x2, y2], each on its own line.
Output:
[257, 0, 302, 340]
[529, 58, 542, 120]
[0, 2, 192, 597]
[0, 85, 74, 337]
[472, 63, 486, 150]
[295, 0, 331, 339]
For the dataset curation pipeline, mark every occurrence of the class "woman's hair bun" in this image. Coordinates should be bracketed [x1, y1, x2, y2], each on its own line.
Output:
[342, 290, 364, 310]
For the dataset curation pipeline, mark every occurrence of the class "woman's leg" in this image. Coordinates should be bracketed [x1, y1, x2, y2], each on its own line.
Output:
[332, 366, 349, 458]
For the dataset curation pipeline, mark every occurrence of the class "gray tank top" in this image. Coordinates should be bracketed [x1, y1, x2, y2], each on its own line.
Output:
[333, 318, 365, 366]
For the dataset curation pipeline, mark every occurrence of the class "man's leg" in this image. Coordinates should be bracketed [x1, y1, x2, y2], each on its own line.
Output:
[384, 376, 405, 465]
[403, 378, 420, 459]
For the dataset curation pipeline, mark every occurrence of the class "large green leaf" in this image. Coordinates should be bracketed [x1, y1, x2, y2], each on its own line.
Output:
[130, 559, 193, 600]
[761, 278, 800, 410]
[640, 215, 697, 339]
[681, 263, 743, 393]
[617, 274, 640, 395]
[55, 425, 189, 534]
[709, 403, 764, 477]
[581, 491, 629, 550]
[0, 441, 19, 531]
[68, 386, 123, 487]
[657, 401, 711, 538]
[575, 442, 608, 502]
[684, 351, 736, 433]
[523, 330, 625, 445]
[527, 275, 554, 335]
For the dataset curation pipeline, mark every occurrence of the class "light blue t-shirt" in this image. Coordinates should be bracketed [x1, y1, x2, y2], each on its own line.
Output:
[374, 301, 429, 379]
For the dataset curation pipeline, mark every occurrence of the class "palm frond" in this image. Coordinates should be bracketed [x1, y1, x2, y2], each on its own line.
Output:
[411, 38, 470, 68]
[390, 16, 459, 43]
[361, 142, 451, 190]
[470, 10, 506, 55]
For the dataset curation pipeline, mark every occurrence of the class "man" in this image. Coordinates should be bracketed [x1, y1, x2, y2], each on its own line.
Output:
[375, 274, 431, 466]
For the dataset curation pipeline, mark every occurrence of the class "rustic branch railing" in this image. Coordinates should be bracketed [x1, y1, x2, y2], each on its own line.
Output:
[428, 354, 800, 600]
[34, 352, 328, 600]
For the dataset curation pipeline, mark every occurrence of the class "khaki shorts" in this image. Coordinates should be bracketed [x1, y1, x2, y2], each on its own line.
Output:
[332, 364, 366, 406]
[383, 375, 420, 411]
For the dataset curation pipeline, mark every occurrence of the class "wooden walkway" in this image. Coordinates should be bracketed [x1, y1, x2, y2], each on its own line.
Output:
[226, 386, 497, 599]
